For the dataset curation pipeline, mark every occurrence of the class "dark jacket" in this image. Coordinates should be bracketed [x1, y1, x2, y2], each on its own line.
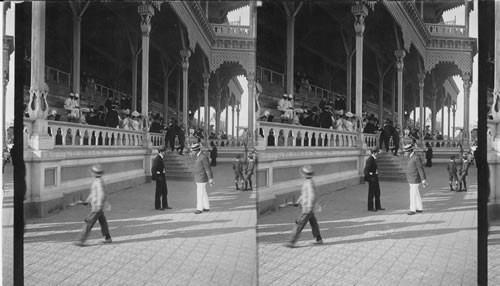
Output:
[364, 155, 378, 182]
[151, 154, 165, 181]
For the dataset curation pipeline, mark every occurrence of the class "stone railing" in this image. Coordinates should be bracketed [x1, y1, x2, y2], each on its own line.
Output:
[24, 118, 166, 148]
[207, 138, 248, 148]
[426, 24, 466, 37]
[258, 122, 365, 148]
[212, 24, 252, 38]
[362, 133, 379, 148]
[256, 66, 284, 87]
[423, 139, 464, 149]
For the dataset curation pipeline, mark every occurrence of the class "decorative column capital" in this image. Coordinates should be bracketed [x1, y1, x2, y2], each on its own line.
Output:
[417, 73, 425, 87]
[202, 72, 210, 87]
[138, 4, 155, 36]
[462, 73, 471, 88]
[394, 50, 406, 71]
[352, 2, 369, 36]
[246, 72, 255, 83]
[180, 49, 191, 69]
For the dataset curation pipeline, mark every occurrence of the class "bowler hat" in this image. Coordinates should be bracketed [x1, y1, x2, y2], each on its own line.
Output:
[158, 146, 166, 152]
[300, 165, 314, 176]
[371, 146, 380, 154]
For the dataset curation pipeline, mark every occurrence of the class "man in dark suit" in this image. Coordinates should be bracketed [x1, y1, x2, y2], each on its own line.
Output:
[403, 144, 427, 215]
[151, 146, 171, 210]
[364, 147, 385, 212]
[191, 143, 214, 214]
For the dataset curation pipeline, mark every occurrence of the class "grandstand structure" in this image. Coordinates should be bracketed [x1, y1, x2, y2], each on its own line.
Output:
[20, 1, 256, 217]
[255, 1, 476, 214]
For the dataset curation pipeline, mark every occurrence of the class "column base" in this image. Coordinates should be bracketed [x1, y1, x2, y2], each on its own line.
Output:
[29, 135, 54, 150]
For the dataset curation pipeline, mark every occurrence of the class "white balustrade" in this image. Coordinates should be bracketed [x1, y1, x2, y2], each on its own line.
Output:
[148, 133, 164, 147]
[206, 138, 247, 148]
[426, 24, 466, 37]
[24, 119, 149, 148]
[423, 139, 464, 149]
[361, 133, 379, 149]
[258, 122, 362, 149]
[212, 24, 252, 38]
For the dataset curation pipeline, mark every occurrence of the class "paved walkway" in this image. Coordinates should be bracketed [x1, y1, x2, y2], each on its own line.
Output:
[13, 162, 256, 286]
[2, 162, 14, 285]
[258, 163, 477, 286]
[488, 204, 500, 284]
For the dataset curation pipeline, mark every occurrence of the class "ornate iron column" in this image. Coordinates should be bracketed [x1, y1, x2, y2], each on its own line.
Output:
[284, 2, 302, 95]
[447, 105, 451, 139]
[203, 72, 210, 136]
[138, 3, 154, 118]
[247, 72, 256, 146]
[462, 73, 471, 145]
[395, 50, 406, 129]
[236, 105, 241, 141]
[28, 1, 53, 150]
[452, 104, 456, 140]
[180, 49, 191, 130]
[352, 2, 368, 118]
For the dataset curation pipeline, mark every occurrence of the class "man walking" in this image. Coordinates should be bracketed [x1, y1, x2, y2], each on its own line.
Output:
[151, 146, 171, 210]
[285, 165, 323, 248]
[364, 147, 385, 212]
[191, 143, 214, 214]
[403, 144, 427, 215]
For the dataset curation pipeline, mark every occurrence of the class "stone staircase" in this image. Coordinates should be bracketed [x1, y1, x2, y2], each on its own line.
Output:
[377, 151, 408, 182]
[164, 151, 195, 181]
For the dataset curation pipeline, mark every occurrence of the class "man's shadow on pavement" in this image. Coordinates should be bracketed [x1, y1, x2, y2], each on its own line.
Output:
[258, 220, 446, 244]
[286, 227, 476, 248]
[24, 219, 232, 243]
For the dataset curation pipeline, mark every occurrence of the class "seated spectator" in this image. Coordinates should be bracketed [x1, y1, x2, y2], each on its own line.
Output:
[344, 112, 356, 132]
[319, 107, 333, 129]
[79, 108, 91, 124]
[119, 109, 130, 129]
[363, 115, 378, 134]
[277, 93, 294, 122]
[106, 104, 120, 128]
[64, 93, 80, 122]
[46, 110, 58, 121]
[130, 111, 141, 130]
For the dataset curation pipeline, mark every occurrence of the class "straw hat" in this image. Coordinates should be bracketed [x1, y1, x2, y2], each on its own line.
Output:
[131, 111, 140, 117]
[345, 111, 354, 118]
[122, 109, 130, 115]
[90, 164, 104, 175]
[300, 165, 314, 176]
[74, 93, 79, 99]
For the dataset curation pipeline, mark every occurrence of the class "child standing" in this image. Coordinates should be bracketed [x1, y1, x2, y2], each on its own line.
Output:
[244, 153, 255, 191]
[458, 154, 471, 192]
[447, 155, 458, 191]
[74, 164, 112, 246]
[232, 154, 244, 191]
[285, 165, 323, 248]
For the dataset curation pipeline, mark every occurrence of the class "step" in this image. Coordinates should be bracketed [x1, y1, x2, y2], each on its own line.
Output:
[378, 175, 407, 182]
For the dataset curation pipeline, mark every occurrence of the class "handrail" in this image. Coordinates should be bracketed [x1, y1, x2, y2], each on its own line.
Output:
[256, 65, 345, 100]
[25, 58, 72, 87]
[256, 66, 285, 88]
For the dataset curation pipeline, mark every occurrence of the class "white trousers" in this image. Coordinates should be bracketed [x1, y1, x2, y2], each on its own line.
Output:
[409, 183, 423, 212]
[196, 182, 210, 211]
